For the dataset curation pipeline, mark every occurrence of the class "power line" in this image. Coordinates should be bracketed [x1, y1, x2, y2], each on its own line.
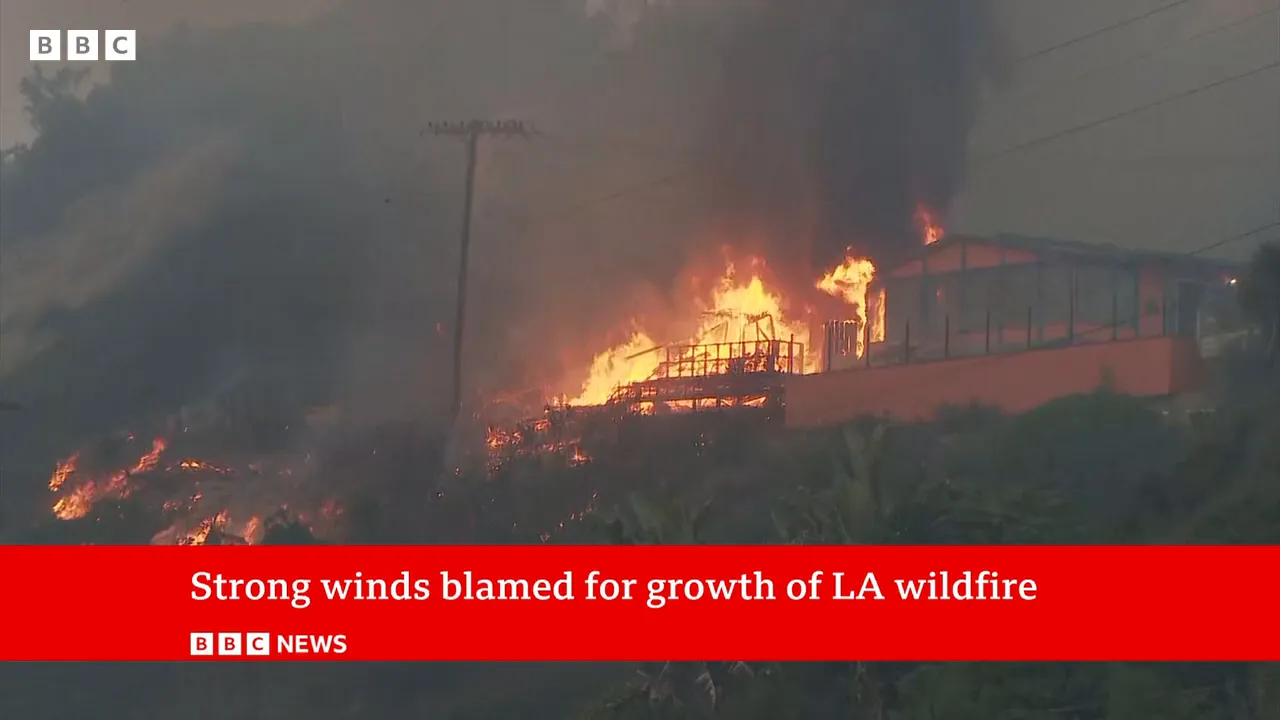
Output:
[542, 53, 1279, 175]
[1017, 0, 1201, 63]
[977, 59, 1280, 162]
[517, 85, 1274, 234]
[1189, 218, 1280, 255]
[526, 8, 1279, 176]
[446, 24, 1279, 255]
[1063, 4, 1280, 87]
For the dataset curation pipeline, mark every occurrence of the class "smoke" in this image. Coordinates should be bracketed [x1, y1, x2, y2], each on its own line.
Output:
[686, 0, 1006, 273]
[0, 0, 1004, 526]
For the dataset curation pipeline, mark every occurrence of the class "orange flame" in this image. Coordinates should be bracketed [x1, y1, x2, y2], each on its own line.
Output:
[48, 452, 79, 492]
[173, 458, 232, 475]
[916, 205, 943, 245]
[183, 510, 230, 545]
[50, 437, 167, 520]
[816, 256, 881, 357]
[568, 260, 815, 405]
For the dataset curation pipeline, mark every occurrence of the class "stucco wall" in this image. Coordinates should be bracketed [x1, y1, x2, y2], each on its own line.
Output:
[783, 336, 1203, 427]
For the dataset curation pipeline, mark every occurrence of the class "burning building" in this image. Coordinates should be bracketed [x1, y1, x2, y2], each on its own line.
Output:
[788, 233, 1241, 426]
[485, 228, 1240, 470]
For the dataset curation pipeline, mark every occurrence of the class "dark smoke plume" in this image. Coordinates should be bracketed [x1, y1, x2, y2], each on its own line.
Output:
[688, 0, 1006, 273]
[0, 0, 1004, 528]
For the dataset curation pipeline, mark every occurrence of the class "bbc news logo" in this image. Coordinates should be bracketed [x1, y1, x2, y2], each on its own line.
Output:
[189, 632, 348, 657]
[29, 30, 136, 62]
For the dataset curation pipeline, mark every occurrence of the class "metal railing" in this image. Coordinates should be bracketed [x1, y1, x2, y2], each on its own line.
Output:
[828, 301, 1168, 372]
[655, 339, 805, 379]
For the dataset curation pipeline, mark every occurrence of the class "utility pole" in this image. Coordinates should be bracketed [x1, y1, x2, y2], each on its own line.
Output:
[426, 120, 531, 424]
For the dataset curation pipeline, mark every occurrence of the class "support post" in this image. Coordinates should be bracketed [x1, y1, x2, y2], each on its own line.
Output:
[1026, 306, 1033, 349]
[427, 120, 532, 423]
[1112, 292, 1119, 340]
[864, 320, 871, 368]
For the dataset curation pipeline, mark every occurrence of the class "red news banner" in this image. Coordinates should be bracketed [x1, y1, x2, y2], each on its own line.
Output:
[2, 546, 1278, 661]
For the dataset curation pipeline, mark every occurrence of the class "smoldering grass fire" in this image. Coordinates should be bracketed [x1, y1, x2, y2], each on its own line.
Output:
[45, 431, 341, 545]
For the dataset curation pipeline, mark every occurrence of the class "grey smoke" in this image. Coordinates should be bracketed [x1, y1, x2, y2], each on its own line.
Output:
[0, 0, 1004, 526]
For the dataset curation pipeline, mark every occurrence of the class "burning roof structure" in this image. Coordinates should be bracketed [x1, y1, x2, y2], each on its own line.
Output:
[480, 210, 947, 475]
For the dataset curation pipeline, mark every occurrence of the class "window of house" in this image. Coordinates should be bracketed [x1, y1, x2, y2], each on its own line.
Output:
[961, 267, 1001, 333]
[1175, 281, 1205, 338]
[928, 273, 963, 333]
[1040, 262, 1072, 326]
[1074, 264, 1114, 327]
[1001, 263, 1037, 335]
[1116, 267, 1138, 332]
[884, 276, 921, 343]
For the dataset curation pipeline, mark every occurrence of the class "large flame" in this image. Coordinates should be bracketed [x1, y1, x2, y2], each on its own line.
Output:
[568, 260, 815, 405]
[816, 256, 882, 357]
[815, 204, 944, 357]
[571, 330, 661, 406]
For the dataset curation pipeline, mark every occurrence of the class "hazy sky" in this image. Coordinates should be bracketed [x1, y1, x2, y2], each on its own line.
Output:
[0, 0, 1276, 257]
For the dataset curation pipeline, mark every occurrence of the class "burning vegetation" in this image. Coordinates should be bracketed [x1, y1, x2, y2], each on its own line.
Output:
[44, 431, 341, 546]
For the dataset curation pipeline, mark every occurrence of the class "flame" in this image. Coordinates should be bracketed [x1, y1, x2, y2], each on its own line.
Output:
[816, 256, 881, 357]
[173, 458, 232, 475]
[812, 206, 940, 358]
[183, 510, 230, 545]
[45, 426, 335, 546]
[49, 437, 167, 520]
[916, 205, 943, 245]
[242, 515, 262, 542]
[52, 484, 97, 521]
[48, 452, 79, 492]
[568, 260, 814, 405]
[571, 330, 661, 406]
[152, 509, 266, 546]
[133, 438, 167, 472]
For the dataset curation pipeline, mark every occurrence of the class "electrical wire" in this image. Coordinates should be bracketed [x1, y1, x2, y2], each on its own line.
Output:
[1189, 218, 1280, 255]
[975, 59, 1279, 162]
[1063, 4, 1280, 87]
[526, 59, 1278, 224]
[533, 3, 1278, 167]
[1016, 0, 1202, 63]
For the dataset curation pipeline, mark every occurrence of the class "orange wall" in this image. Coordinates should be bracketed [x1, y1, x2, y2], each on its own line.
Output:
[888, 240, 1038, 278]
[910, 322, 1142, 359]
[783, 336, 1203, 427]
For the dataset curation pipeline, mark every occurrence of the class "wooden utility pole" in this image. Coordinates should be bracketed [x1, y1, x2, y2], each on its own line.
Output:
[426, 120, 531, 423]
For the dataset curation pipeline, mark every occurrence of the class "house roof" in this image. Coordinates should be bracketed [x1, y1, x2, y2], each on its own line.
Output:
[917, 232, 1242, 274]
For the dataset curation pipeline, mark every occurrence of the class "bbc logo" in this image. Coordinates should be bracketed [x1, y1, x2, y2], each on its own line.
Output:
[29, 30, 136, 62]
[190, 632, 271, 657]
